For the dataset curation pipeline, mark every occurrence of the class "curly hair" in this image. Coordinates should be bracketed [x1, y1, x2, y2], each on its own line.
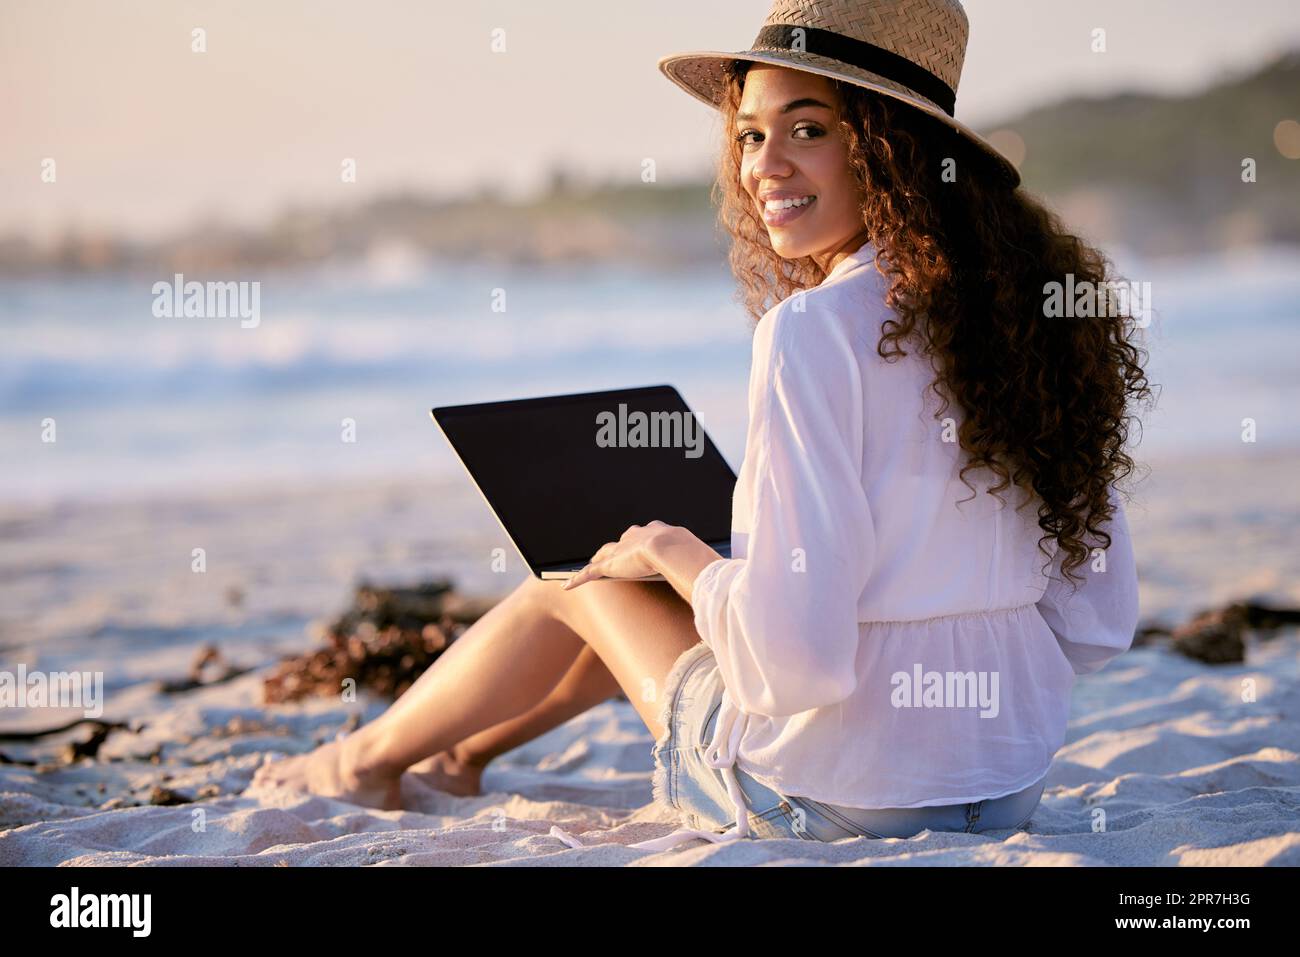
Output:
[715, 60, 1154, 589]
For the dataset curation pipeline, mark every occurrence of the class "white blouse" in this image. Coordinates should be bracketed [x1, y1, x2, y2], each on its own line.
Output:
[553, 242, 1140, 854]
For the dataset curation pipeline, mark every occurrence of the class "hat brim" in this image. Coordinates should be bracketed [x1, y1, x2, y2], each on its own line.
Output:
[658, 48, 1021, 189]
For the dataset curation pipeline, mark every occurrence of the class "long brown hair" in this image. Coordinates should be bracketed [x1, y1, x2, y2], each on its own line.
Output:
[716, 60, 1153, 588]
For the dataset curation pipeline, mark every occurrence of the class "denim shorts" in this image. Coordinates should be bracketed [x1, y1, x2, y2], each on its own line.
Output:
[650, 642, 1047, 842]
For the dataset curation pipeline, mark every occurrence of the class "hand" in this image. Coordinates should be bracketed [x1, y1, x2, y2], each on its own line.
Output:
[562, 521, 672, 590]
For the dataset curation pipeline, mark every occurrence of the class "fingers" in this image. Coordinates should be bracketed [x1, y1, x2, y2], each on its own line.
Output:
[564, 561, 606, 590]
[565, 539, 617, 590]
[562, 522, 663, 589]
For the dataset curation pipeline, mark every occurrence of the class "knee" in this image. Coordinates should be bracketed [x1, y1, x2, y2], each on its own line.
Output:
[520, 574, 672, 622]
[514, 573, 569, 616]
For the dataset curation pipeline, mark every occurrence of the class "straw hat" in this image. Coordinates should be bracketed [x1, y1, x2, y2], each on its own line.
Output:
[658, 0, 1020, 187]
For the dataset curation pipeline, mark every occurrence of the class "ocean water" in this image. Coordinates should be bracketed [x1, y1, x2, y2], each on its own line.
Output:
[2, 246, 1298, 506]
[0, 259, 754, 505]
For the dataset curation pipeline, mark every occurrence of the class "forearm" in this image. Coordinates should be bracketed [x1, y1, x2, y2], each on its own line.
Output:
[646, 527, 725, 606]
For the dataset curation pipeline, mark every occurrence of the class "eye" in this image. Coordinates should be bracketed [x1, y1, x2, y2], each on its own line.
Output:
[734, 122, 825, 148]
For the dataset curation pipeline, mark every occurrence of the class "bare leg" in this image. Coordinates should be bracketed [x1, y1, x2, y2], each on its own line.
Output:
[251, 575, 592, 808]
[408, 645, 621, 796]
[250, 576, 700, 808]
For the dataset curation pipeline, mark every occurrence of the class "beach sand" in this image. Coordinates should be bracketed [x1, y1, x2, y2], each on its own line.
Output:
[2, 448, 1299, 866]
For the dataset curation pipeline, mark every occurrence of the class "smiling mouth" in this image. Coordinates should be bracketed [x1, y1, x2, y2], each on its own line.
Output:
[761, 195, 816, 227]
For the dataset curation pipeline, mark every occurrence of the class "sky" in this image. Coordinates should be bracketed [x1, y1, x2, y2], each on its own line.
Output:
[3, 0, 1299, 240]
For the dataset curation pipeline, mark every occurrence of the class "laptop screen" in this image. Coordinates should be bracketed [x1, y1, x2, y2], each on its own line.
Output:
[432, 385, 736, 572]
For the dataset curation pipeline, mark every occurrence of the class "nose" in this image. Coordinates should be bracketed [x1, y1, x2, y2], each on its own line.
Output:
[750, 136, 795, 186]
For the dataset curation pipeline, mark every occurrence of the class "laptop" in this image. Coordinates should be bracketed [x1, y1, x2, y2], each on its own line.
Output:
[430, 385, 736, 581]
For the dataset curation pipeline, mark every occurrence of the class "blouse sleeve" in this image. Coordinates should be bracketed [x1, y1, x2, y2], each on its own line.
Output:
[1035, 486, 1140, 675]
[690, 299, 876, 717]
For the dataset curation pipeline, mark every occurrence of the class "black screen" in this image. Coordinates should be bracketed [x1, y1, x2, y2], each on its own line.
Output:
[432, 385, 736, 571]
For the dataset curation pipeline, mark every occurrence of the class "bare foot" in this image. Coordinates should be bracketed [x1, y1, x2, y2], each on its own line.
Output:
[406, 748, 486, 797]
[249, 735, 402, 811]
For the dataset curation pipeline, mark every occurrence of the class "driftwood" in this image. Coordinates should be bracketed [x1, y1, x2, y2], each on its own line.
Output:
[0, 717, 129, 743]
[158, 645, 253, 694]
[261, 579, 500, 704]
[0, 645, 248, 765]
[0, 719, 132, 768]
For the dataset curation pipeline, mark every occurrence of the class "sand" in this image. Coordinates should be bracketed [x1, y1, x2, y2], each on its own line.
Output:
[2, 448, 1299, 865]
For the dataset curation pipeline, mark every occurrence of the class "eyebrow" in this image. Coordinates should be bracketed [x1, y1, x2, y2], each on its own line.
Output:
[735, 97, 834, 123]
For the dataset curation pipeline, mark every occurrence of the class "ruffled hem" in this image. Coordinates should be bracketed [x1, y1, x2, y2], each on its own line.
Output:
[554, 641, 719, 851]
[649, 640, 713, 813]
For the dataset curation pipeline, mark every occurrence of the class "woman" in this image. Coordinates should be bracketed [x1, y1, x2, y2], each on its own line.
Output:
[252, 0, 1149, 851]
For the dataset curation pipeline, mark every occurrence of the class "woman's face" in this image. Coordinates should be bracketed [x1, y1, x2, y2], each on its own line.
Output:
[735, 64, 866, 268]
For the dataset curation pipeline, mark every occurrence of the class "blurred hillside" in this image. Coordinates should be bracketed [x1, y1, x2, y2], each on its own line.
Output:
[1008, 50, 1300, 254]
[1, 51, 1295, 277]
